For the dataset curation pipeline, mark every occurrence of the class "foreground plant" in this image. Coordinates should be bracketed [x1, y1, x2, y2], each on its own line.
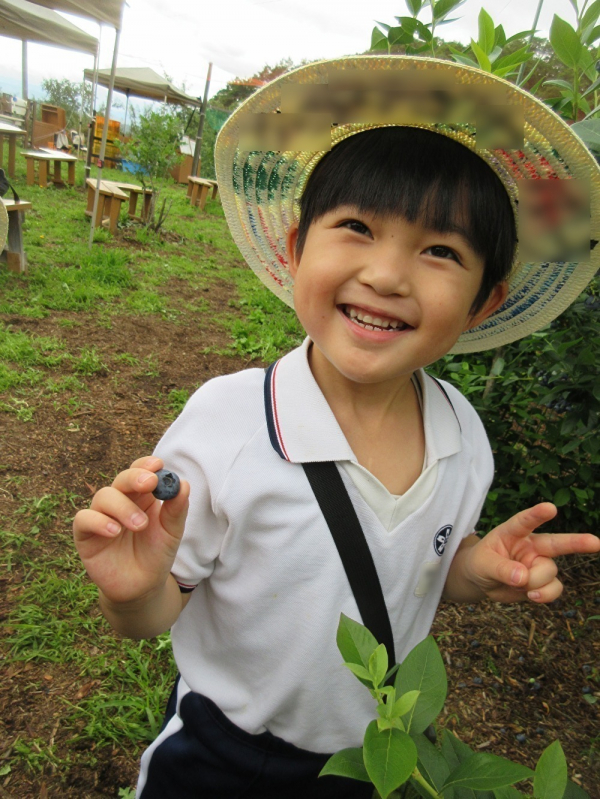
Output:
[320, 614, 589, 799]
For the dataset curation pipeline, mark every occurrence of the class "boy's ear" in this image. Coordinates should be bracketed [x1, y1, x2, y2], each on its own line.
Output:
[464, 281, 509, 331]
[286, 223, 300, 279]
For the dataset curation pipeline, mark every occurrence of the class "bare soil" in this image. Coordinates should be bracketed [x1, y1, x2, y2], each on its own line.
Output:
[0, 243, 598, 798]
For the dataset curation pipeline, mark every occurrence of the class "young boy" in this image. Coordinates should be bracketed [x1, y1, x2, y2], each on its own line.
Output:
[73, 56, 600, 798]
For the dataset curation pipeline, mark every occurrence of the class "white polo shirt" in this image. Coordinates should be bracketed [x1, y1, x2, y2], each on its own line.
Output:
[155, 338, 494, 753]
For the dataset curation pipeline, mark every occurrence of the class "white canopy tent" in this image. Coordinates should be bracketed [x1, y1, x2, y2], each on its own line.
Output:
[83, 67, 201, 107]
[0, 0, 97, 99]
[24, 0, 127, 248]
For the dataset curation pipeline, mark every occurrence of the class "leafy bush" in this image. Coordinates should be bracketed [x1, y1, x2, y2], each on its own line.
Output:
[321, 615, 589, 798]
[430, 278, 599, 534]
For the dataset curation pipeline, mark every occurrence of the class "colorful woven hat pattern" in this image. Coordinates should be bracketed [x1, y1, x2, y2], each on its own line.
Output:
[215, 56, 600, 353]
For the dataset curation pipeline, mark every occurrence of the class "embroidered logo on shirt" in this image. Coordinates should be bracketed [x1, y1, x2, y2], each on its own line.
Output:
[433, 525, 453, 556]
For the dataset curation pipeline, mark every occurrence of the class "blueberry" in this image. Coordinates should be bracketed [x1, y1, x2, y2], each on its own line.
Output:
[470, 640, 480, 648]
[516, 733, 527, 744]
[563, 609, 577, 618]
[583, 686, 592, 695]
[500, 727, 507, 734]
[458, 682, 467, 688]
[518, 656, 525, 663]
[473, 677, 483, 685]
[493, 681, 501, 690]
[535, 726, 545, 735]
[152, 469, 181, 500]
[594, 597, 600, 605]
[583, 665, 592, 674]
[467, 605, 475, 612]
[530, 681, 541, 692]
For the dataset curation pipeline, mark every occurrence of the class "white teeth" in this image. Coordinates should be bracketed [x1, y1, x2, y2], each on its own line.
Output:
[345, 305, 405, 331]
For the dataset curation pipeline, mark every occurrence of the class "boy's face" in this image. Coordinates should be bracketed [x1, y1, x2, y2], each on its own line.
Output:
[286, 206, 507, 387]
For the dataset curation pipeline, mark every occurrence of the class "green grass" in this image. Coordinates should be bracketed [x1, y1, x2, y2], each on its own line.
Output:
[0, 155, 303, 791]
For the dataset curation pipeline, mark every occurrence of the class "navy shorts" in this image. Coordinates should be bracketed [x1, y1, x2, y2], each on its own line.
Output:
[139, 679, 373, 799]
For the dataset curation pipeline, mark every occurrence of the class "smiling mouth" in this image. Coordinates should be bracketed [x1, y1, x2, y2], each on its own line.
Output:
[342, 305, 412, 332]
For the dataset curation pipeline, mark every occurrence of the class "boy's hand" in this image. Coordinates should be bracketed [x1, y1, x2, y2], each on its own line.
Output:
[462, 503, 600, 603]
[73, 456, 190, 606]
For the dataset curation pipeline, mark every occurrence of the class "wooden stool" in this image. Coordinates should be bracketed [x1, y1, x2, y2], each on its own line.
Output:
[22, 150, 77, 188]
[107, 181, 153, 222]
[85, 179, 128, 235]
[187, 176, 214, 210]
[205, 179, 219, 200]
[1, 199, 33, 274]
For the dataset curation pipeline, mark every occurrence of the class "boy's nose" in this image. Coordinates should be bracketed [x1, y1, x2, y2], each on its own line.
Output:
[359, 248, 411, 296]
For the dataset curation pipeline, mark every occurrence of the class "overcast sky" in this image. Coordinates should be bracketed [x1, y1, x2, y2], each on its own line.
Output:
[0, 0, 574, 115]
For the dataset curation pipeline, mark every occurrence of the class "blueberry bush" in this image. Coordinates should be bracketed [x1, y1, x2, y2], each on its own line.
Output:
[430, 278, 600, 534]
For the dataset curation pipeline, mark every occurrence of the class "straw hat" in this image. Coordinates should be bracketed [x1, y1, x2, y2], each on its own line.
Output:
[0, 199, 8, 256]
[215, 55, 600, 353]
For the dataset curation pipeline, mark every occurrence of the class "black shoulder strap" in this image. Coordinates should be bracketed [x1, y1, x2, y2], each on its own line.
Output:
[302, 461, 396, 666]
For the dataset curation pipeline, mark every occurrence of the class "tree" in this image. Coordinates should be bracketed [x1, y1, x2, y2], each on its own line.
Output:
[120, 105, 184, 231]
[41, 77, 92, 130]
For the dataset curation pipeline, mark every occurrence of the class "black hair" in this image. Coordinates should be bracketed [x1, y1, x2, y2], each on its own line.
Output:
[296, 126, 516, 314]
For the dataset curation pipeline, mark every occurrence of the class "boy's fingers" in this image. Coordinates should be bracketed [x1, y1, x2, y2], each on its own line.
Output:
[495, 502, 557, 539]
[111, 467, 159, 497]
[527, 577, 564, 604]
[90, 486, 149, 532]
[129, 455, 163, 471]
[526, 558, 558, 590]
[73, 508, 124, 541]
[526, 532, 600, 558]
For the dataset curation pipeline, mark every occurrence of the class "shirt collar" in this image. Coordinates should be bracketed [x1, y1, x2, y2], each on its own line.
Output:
[264, 337, 462, 464]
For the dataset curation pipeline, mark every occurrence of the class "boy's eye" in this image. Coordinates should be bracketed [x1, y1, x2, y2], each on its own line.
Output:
[340, 219, 371, 236]
[425, 245, 461, 263]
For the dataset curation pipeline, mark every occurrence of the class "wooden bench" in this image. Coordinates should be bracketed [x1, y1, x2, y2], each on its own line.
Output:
[187, 176, 215, 210]
[0, 122, 26, 179]
[205, 179, 219, 200]
[22, 149, 77, 188]
[86, 179, 153, 229]
[1, 199, 33, 274]
[85, 179, 128, 235]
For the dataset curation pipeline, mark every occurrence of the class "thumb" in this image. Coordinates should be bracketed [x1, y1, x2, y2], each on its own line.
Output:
[472, 545, 530, 590]
[158, 479, 190, 543]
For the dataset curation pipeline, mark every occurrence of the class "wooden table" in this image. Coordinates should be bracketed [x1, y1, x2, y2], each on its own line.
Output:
[187, 176, 216, 210]
[22, 149, 77, 188]
[108, 181, 153, 222]
[0, 122, 26, 179]
[1, 199, 33, 274]
[85, 179, 128, 235]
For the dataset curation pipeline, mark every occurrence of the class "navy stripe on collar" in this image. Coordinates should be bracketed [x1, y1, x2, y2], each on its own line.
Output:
[264, 361, 289, 460]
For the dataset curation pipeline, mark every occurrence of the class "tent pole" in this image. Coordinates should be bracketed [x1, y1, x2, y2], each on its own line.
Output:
[88, 22, 122, 250]
[123, 90, 130, 133]
[85, 32, 101, 182]
[192, 61, 212, 178]
[22, 41, 28, 100]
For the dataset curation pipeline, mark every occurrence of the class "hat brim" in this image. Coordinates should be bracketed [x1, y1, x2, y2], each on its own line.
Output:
[216, 56, 600, 353]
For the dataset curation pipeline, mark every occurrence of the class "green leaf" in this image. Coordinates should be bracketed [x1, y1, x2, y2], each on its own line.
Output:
[370, 644, 389, 688]
[394, 635, 447, 734]
[581, 0, 600, 31]
[389, 25, 414, 46]
[550, 15, 583, 68]
[433, 0, 467, 21]
[451, 52, 480, 68]
[534, 740, 567, 799]
[545, 79, 576, 91]
[405, 0, 424, 16]
[492, 788, 524, 799]
[470, 39, 492, 71]
[478, 8, 496, 55]
[553, 487, 571, 506]
[572, 119, 600, 151]
[392, 690, 421, 718]
[337, 614, 379, 670]
[442, 753, 534, 791]
[494, 24, 506, 47]
[319, 747, 371, 782]
[344, 662, 374, 682]
[363, 720, 417, 799]
[412, 732, 451, 792]
[491, 48, 533, 75]
[563, 779, 592, 798]
[441, 730, 475, 770]
[371, 26, 389, 51]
